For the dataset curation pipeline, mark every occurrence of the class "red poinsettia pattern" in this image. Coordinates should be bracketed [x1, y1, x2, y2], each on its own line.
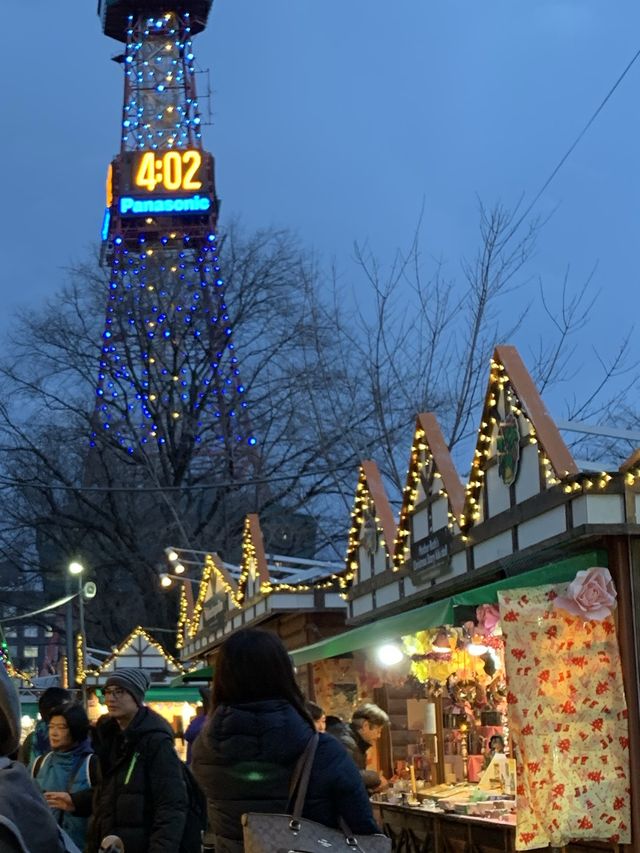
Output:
[498, 580, 631, 851]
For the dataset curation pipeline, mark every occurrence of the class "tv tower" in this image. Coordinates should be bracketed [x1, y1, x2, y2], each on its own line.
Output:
[95, 0, 253, 461]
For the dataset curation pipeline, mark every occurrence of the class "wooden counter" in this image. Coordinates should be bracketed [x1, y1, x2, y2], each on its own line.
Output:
[372, 801, 624, 853]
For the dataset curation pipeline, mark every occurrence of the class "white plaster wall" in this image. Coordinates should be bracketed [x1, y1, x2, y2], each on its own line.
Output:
[412, 508, 430, 541]
[270, 593, 314, 609]
[518, 505, 566, 550]
[473, 530, 513, 568]
[450, 552, 467, 579]
[486, 464, 511, 517]
[515, 444, 540, 503]
[325, 594, 348, 610]
[404, 576, 417, 597]
[351, 593, 373, 618]
[376, 583, 401, 608]
[585, 494, 624, 525]
[432, 496, 448, 529]
[358, 550, 371, 582]
[373, 546, 388, 575]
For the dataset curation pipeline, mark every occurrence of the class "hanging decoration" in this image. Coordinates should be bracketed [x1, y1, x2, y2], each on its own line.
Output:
[498, 578, 630, 850]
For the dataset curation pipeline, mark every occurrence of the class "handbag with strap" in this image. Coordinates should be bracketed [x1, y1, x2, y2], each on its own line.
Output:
[242, 734, 391, 853]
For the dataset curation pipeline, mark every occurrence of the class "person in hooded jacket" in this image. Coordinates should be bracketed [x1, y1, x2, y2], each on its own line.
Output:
[192, 629, 380, 853]
[0, 663, 71, 853]
[78, 668, 188, 853]
[18, 686, 72, 769]
[32, 701, 96, 850]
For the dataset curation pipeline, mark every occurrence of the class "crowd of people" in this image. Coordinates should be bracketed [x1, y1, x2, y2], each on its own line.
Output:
[0, 628, 391, 853]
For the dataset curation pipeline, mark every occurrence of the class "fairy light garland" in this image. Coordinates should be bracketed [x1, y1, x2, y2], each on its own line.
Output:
[460, 359, 567, 529]
[176, 583, 189, 649]
[76, 633, 86, 683]
[344, 467, 392, 583]
[394, 426, 435, 571]
[99, 626, 184, 674]
[187, 553, 240, 639]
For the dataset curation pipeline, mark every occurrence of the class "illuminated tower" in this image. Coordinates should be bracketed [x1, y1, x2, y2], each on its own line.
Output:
[95, 0, 253, 462]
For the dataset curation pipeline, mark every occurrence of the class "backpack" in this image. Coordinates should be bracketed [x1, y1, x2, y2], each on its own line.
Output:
[179, 762, 208, 853]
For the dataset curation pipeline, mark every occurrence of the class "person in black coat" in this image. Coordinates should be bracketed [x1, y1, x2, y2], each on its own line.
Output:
[327, 704, 390, 792]
[80, 669, 187, 853]
[192, 629, 380, 853]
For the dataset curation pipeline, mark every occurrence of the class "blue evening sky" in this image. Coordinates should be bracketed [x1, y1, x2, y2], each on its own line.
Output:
[3, 0, 638, 416]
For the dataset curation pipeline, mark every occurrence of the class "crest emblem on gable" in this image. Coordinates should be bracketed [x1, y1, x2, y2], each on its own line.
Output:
[359, 507, 379, 556]
[497, 412, 520, 486]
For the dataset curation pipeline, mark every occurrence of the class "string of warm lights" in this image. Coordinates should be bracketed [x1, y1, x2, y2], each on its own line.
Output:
[344, 466, 392, 586]
[98, 626, 184, 674]
[176, 583, 190, 650]
[76, 633, 86, 684]
[460, 358, 562, 529]
[187, 553, 240, 639]
[393, 426, 440, 571]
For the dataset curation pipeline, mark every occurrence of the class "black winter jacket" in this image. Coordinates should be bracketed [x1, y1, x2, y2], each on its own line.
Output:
[326, 721, 382, 791]
[192, 699, 379, 853]
[84, 707, 187, 853]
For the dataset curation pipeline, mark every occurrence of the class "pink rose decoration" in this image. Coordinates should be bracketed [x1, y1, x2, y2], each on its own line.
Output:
[554, 567, 617, 621]
[476, 603, 500, 635]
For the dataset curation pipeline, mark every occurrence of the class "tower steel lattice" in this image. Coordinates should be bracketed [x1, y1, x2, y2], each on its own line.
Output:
[95, 1, 253, 463]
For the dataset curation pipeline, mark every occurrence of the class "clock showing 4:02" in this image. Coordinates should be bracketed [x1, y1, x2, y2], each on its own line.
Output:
[115, 149, 214, 197]
[134, 150, 203, 193]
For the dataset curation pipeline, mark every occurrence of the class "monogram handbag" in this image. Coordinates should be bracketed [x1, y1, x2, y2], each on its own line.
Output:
[242, 734, 391, 853]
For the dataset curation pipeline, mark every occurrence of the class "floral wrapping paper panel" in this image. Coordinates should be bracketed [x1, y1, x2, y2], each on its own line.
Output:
[498, 583, 631, 850]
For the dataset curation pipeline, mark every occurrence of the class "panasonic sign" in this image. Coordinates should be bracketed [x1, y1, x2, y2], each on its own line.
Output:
[119, 195, 212, 215]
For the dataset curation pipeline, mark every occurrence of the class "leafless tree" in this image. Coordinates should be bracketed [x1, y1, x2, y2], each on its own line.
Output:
[0, 208, 634, 645]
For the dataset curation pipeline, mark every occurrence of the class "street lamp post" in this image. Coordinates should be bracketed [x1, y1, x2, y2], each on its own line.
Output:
[65, 574, 75, 688]
[68, 561, 86, 706]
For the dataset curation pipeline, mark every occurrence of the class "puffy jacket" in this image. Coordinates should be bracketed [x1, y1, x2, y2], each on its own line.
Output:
[192, 699, 379, 853]
[0, 757, 66, 853]
[184, 713, 207, 765]
[33, 740, 94, 850]
[327, 721, 382, 791]
[85, 707, 187, 853]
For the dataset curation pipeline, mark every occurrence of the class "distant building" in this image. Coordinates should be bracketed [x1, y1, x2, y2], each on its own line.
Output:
[0, 561, 56, 677]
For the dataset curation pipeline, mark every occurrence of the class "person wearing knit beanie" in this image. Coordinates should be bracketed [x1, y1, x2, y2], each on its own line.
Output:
[104, 669, 150, 706]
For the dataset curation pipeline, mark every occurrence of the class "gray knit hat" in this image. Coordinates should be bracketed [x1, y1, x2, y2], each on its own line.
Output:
[0, 663, 21, 755]
[105, 669, 151, 706]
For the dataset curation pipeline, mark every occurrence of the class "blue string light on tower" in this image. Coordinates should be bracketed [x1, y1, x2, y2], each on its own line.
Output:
[94, 0, 254, 459]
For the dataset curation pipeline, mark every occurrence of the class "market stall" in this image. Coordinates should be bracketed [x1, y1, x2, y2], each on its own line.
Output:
[290, 346, 639, 852]
[82, 625, 201, 756]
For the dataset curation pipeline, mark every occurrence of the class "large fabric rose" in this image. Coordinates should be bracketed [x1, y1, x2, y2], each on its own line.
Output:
[554, 567, 617, 621]
[476, 603, 500, 635]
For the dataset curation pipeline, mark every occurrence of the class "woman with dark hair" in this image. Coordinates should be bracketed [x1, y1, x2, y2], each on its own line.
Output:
[192, 629, 379, 853]
[32, 701, 97, 850]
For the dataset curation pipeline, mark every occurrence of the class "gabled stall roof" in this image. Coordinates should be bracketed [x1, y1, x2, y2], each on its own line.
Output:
[394, 413, 464, 570]
[345, 460, 397, 581]
[236, 513, 271, 604]
[462, 345, 578, 528]
[86, 626, 184, 681]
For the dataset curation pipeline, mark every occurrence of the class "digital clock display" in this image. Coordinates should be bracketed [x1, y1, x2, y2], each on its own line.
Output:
[133, 150, 204, 193]
[107, 149, 216, 219]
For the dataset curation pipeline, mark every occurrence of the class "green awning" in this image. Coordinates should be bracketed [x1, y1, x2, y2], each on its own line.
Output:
[450, 550, 604, 608]
[291, 550, 605, 666]
[144, 687, 202, 703]
[292, 598, 453, 666]
[170, 665, 213, 687]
